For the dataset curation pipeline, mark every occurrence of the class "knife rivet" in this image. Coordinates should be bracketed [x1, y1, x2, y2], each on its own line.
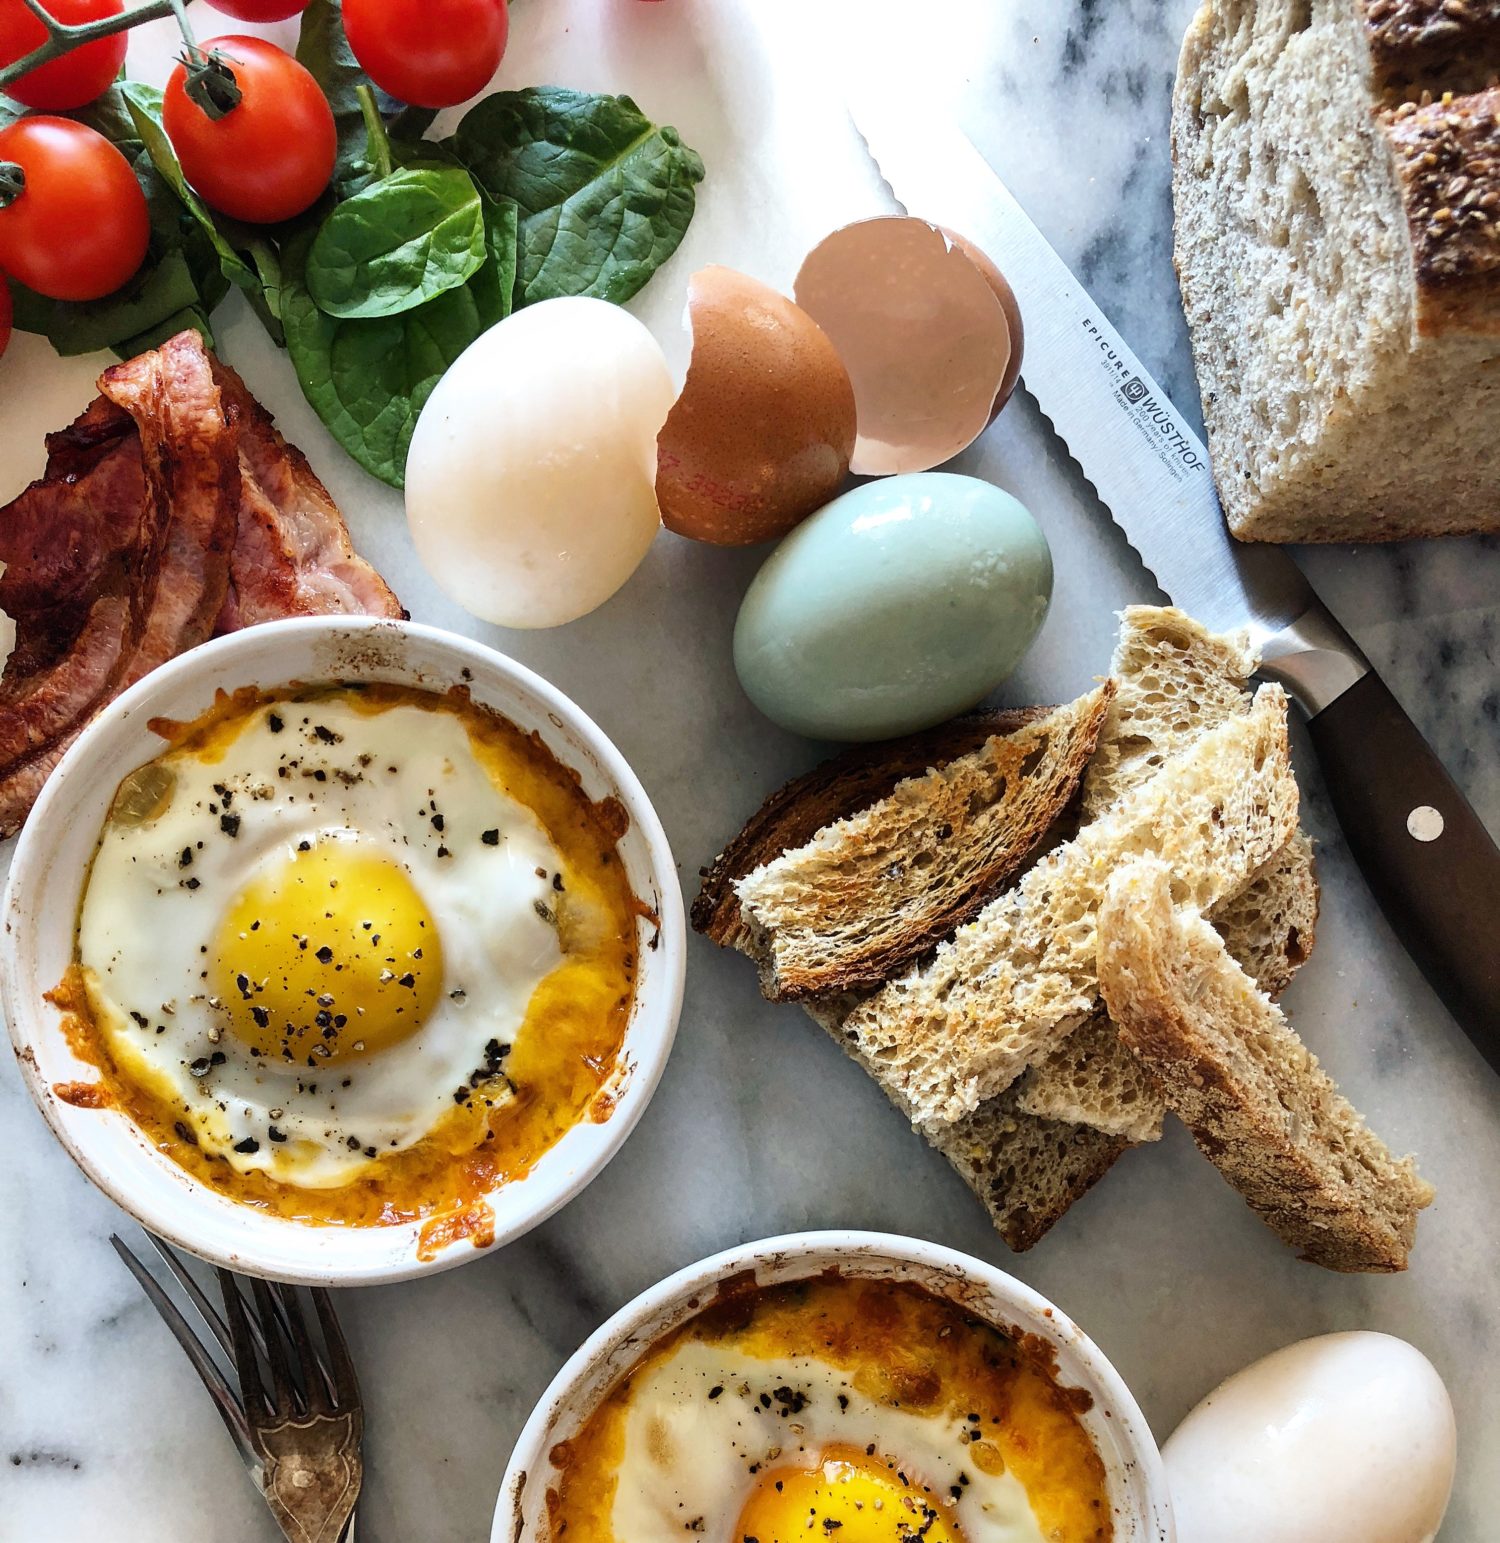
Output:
[1407, 806, 1444, 842]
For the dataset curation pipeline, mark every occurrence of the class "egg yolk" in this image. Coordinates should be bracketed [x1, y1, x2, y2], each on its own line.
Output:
[735, 1446, 965, 1543]
[210, 841, 443, 1066]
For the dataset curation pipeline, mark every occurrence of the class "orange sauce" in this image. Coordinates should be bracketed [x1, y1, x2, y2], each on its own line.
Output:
[549, 1274, 1113, 1542]
[54, 682, 643, 1234]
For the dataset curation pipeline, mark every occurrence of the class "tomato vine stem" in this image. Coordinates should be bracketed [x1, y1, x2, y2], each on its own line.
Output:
[0, 0, 198, 95]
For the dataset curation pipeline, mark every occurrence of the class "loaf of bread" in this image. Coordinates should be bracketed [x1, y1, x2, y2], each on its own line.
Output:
[1173, 0, 1500, 541]
[1098, 859, 1434, 1271]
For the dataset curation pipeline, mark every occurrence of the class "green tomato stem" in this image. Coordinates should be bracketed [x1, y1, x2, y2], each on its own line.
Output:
[0, 1, 188, 94]
[0, 159, 24, 207]
[356, 83, 393, 182]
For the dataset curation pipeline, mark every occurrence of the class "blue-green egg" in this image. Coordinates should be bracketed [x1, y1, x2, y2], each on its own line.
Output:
[733, 473, 1052, 741]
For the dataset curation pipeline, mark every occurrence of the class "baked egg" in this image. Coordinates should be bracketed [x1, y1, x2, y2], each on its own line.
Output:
[548, 1274, 1112, 1541]
[52, 682, 640, 1237]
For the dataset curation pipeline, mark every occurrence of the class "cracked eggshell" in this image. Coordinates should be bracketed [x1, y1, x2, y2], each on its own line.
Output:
[656, 267, 856, 546]
[794, 217, 1018, 476]
[405, 297, 674, 629]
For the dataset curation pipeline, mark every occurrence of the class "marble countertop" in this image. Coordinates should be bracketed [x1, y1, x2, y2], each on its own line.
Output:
[2, 1, 1497, 1538]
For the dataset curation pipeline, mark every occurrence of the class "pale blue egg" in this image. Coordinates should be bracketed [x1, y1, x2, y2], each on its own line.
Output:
[733, 473, 1052, 741]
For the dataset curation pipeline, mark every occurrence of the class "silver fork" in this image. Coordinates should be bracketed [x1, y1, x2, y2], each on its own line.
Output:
[111, 1232, 363, 1543]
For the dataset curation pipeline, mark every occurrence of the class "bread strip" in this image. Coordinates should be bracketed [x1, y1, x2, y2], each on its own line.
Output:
[1020, 608, 1322, 1139]
[843, 685, 1301, 1129]
[1098, 860, 1434, 1272]
[734, 685, 1114, 999]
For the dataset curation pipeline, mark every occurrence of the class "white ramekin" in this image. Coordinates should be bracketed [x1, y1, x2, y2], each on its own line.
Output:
[493, 1230, 1175, 1542]
[1, 618, 686, 1285]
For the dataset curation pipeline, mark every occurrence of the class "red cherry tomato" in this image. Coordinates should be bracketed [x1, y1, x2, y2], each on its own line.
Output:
[0, 278, 11, 360]
[0, 0, 126, 111]
[344, 0, 507, 109]
[163, 36, 335, 225]
[201, 0, 310, 18]
[0, 117, 149, 301]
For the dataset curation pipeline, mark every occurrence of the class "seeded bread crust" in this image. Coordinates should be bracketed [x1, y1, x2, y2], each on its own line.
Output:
[733, 686, 1115, 1000]
[1098, 860, 1434, 1272]
[1173, 0, 1500, 541]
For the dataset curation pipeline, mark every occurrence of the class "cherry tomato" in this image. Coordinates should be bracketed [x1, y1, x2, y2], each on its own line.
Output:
[0, 278, 11, 360]
[344, 0, 507, 109]
[163, 36, 335, 225]
[202, 0, 309, 18]
[0, 117, 149, 301]
[0, 0, 126, 111]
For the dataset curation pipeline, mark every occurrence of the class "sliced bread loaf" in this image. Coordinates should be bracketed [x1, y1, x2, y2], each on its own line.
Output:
[733, 685, 1115, 1000]
[1098, 859, 1434, 1272]
[842, 685, 1302, 1129]
[1172, 0, 1500, 542]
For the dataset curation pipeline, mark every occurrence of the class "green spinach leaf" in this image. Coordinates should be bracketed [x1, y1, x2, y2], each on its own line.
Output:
[469, 196, 518, 329]
[283, 249, 482, 487]
[9, 249, 204, 357]
[306, 166, 487, 320]
[450, 87, 704, 307]
[113, 305, 215, 360]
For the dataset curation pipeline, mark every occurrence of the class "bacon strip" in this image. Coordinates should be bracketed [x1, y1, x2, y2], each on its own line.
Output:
[0, 331, 402, 836]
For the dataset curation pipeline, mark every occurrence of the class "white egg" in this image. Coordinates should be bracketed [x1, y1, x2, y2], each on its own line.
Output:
[405, 296, 675, 629]
[1164, 1332, 1456, 1543]
[78, 693, 563, 1185]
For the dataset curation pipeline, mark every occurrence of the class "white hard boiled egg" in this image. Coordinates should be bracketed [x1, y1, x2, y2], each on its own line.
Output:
[405, 297, 675, 629]
[1164, 1332, 1456, 1543]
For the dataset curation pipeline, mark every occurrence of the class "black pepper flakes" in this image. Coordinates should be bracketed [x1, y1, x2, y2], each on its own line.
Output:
[233, 1136, 260, 1155]
[480, 829, 500, 845]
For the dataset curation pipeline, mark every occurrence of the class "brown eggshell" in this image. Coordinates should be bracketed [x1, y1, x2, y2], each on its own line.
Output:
[942, 226, 1025, 416]
[656, 266, 857, 546]
[793, 217, 1013, 476]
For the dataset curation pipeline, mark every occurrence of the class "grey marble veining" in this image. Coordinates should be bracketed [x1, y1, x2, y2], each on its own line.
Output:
[2, 1, 1497, 1539]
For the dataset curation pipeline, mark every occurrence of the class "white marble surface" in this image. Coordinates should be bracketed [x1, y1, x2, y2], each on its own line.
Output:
[2, 1, 1498, 1539]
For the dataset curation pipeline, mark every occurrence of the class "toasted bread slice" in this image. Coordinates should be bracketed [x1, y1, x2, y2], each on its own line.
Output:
[1018, 608, 1320, 1140]
[1098, 860, 1434, 1273]
[843, 686, 1302, 1130]
[734, 685, 1115, 1000]
[693, 707, 1048, 954]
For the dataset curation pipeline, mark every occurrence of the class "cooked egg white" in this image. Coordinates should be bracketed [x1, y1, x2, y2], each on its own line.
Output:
[77, 694, 569, 1187]
[610, 1342, 1046, 1542]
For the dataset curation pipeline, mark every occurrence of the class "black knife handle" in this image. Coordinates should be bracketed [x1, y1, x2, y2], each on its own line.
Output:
[1307, 671, 1500, 1068]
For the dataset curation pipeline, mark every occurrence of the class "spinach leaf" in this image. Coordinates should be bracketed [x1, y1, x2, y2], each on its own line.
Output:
[283, 254, 482, 487]
[450, 87, 704, 307]
[469, 196, 518, 329]
[119, 82, 284, 344]
[306, 166, 487, 320]
[297, 0, 403, 199]
[113, 305, 215, 360]
[9, 249, 205, 356]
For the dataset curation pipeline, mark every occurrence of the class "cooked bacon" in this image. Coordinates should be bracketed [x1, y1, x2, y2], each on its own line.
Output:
[0, 331, 402, 836]
[212, 362, 403, 631]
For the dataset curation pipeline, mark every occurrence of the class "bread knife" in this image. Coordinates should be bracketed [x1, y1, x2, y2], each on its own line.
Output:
[847, 90, 1500, 1067]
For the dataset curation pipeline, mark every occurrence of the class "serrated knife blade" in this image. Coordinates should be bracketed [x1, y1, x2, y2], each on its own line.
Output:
[848, 87, 1500, 1064]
